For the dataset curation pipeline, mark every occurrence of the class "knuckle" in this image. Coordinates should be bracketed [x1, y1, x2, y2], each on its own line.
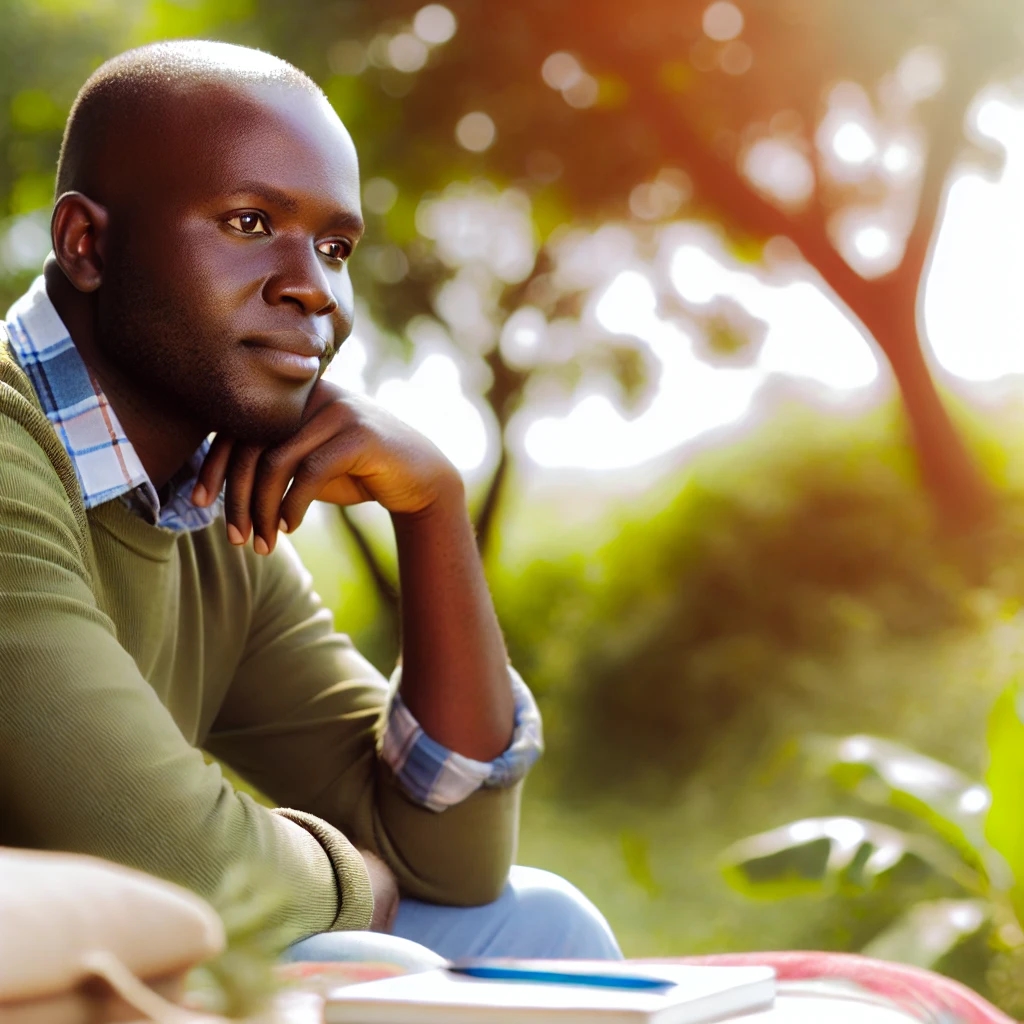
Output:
[260, 445, 291, 475]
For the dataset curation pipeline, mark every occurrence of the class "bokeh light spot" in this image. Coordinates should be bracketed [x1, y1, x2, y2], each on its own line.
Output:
[895, 45, 945, 104]
[363, 177, 399, 215]
[413, 4, 457, 44]
[852, 225, 891, 261]
[743, 139, 814, 206]
[563, 74, 600, 109]
[832, 121, 877, 165]
[387, 33, 428, 73]
[719, 40, 753, 75]
[542, 51, 582, 91]
[703, 1, 744, 42]
[455, 111, 496, 152]
[327, 40, 366, 76]
[881, 142, 916, 177]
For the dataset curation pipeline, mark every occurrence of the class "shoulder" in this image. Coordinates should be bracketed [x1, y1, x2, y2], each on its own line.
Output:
[0, 342, 90, 547]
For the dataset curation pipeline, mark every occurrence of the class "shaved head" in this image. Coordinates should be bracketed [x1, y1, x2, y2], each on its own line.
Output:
[57, 40, 323, 197]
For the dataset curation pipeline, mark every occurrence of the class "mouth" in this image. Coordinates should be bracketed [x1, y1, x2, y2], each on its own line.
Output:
[242, 331, 327, 382]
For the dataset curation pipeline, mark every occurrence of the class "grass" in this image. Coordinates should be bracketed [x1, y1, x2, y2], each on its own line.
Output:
[514, 620, 1016, 960]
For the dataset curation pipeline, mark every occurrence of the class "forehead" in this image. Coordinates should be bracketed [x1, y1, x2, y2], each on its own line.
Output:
[153, 82, 361, 214]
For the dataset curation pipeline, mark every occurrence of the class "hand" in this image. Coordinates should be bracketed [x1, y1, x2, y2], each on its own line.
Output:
[192, 379, 463, 554]
[359, 848, 399, 933]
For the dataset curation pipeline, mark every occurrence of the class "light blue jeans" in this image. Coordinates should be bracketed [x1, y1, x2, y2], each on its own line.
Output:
[283, 866, 623, 964]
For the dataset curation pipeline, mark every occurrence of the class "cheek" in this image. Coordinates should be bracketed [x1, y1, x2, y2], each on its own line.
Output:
[174, 218, 264, 308]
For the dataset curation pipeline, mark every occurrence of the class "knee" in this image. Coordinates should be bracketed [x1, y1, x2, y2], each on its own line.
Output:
[502, 866, 623, 960]
[282, 930, 445, 969]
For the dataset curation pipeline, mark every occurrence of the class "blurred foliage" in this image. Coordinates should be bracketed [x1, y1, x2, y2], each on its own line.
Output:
[186, 861, 288, 1019]
[716, 726, 1024, 1014]
[487, 405, 1024, 797]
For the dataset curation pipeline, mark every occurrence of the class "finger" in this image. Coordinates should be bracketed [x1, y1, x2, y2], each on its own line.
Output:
[249, 405, 346, 551]
[192, 434, 234, 507]
[223, 442, 263, 547]
[279, 435, 375, 532]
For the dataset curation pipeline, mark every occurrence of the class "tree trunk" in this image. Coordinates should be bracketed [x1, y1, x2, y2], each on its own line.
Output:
[630, 77, 996, 533]
[855, 278, 996, 530]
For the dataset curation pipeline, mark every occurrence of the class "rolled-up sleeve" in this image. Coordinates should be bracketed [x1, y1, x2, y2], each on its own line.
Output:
[379, 667, 543, 812]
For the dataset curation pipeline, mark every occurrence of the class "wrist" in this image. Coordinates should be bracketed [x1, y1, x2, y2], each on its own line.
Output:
[391, 470, 467, 531]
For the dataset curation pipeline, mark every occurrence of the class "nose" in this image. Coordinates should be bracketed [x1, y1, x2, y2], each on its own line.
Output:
[263, 237, 339, 317]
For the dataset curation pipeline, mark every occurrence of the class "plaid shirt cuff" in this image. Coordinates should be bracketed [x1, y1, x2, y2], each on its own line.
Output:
[379, 666, 543, 812]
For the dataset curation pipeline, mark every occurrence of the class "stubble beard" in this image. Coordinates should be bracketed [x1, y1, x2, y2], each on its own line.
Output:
[95, 264, 305, 445]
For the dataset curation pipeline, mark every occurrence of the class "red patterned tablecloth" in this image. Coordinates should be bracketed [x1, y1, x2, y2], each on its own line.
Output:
[276, 952, 1016, 1023]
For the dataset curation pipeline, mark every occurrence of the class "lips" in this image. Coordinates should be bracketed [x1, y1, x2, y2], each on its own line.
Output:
[243, 330, 327, 382]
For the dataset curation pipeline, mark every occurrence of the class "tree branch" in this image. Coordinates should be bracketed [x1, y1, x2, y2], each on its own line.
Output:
[474, 443, 509, 557]
[473, 344, 531, 558]
[337, 506, 400, 616]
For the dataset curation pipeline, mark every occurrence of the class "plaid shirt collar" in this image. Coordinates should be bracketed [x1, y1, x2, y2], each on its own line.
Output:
[3, 276, 221, 533]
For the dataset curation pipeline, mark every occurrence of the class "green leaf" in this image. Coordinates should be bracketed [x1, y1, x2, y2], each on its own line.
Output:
[807, 734, 989, 864]
[720, 816, 978, 901]
[186, 862, 289, 1019]
[620, 829, 662, 898]
[985, 685, 1024, 909]
[861, 898, 989, 968]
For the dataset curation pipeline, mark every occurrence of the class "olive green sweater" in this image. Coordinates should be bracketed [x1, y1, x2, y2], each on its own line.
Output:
[0, 351, 520, 943]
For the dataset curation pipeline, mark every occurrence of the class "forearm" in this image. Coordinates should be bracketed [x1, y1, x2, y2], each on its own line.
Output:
[391, 475, 514, 761]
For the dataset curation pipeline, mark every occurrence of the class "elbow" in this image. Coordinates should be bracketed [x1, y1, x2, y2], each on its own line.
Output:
[377, 777, 521, 907]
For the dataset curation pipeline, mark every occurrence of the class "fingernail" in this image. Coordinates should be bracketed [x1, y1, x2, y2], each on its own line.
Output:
[192, 483, 208, 506]
[279, 518, 290, 534]
[254, 536, 270, 556]
[227, 524, 244, 546]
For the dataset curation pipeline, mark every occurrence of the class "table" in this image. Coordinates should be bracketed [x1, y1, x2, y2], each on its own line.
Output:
[270, 952, 1015, 1024]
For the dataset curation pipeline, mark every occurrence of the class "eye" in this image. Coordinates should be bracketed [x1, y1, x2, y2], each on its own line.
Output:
[317, 239, 351, 262]
[227, 211, 269, 235]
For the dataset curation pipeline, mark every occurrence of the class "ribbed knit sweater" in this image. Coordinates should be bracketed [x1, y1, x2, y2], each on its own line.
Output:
[0, 348, 519, 943]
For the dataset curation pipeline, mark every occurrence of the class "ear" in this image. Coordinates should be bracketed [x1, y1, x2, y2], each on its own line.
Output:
[50, 191, 109, 293]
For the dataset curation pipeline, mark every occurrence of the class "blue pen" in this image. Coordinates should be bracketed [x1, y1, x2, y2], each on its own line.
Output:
[447, 965, 673, 991]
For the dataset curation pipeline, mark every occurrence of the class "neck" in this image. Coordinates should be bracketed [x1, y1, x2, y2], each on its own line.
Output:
[43, 260, 208, 491]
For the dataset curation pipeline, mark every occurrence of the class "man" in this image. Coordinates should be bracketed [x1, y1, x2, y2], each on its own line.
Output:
[0, 40, 621, 961]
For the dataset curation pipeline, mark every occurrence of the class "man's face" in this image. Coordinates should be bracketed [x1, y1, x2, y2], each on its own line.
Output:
[94, 83, 364, 444]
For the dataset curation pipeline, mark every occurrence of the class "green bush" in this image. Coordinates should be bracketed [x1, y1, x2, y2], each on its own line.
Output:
[491, 407, 1024, 795]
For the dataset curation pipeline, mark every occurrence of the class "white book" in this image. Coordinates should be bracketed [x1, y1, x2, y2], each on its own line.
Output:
[324, 960, 776, 1024]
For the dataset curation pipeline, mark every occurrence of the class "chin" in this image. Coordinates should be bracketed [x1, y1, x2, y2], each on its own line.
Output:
[208, 395, 306, 445]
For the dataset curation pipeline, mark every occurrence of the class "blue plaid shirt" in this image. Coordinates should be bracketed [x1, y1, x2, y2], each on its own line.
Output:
[4, 276, 542, 812]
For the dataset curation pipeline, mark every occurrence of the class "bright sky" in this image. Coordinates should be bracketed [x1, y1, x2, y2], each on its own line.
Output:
[317, 96, 1024, 473]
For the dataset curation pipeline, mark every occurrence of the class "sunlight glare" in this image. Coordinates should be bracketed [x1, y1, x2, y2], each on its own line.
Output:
[832, 121, 877, 165]
[670, 245, 732, 304]
[881, 142, 916, 178]
[754, 281, 879, 390]
[595, 270, 658, 334]
[958, 786, 990, 815]
[500, 306, 547, 368]
[668, 242, 879, 392]
[853, 225, 891, 260]
[375, 354, 488, 471]
[522, 324, 760, 470]
[824, 818, 866, 851]
[925, 101, 1024, 382]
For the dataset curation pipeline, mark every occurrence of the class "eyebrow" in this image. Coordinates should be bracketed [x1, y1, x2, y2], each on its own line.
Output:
[223, 180, 364, 233]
